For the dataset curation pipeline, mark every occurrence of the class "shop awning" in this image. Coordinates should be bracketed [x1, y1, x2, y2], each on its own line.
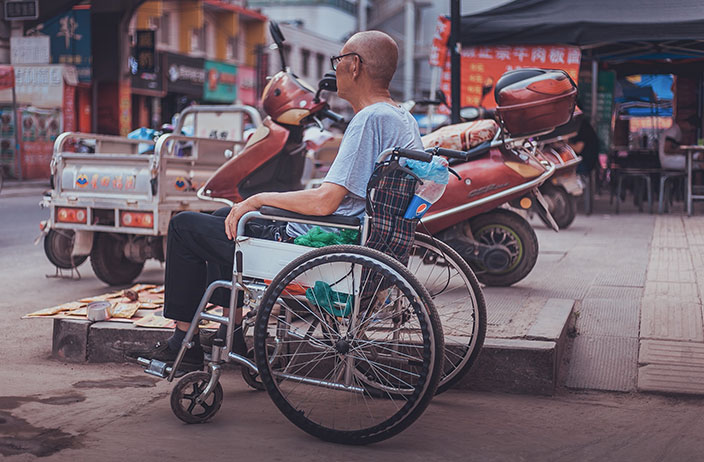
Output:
[459, 0, 704, 58]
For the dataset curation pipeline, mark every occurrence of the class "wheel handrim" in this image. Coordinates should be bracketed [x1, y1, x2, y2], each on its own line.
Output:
[255, 250, 436, 437]
[407, 239, 481, 386]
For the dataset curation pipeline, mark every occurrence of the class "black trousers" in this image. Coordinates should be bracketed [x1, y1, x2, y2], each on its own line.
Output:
[163, 207, 289, 323]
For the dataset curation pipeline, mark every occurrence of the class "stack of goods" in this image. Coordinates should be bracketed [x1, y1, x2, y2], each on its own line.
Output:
[24, 284, 224, 330]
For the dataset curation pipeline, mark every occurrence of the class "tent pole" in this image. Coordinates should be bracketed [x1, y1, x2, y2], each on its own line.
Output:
[450, 0, 460, 124]
[591, 59, 598, 127]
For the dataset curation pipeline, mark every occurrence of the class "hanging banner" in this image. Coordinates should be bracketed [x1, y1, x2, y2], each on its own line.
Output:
[40, 7, 92, 83]
[237, 65, 257, 106]
[439, 44, 581, 108]
[429, 16, 451, 68]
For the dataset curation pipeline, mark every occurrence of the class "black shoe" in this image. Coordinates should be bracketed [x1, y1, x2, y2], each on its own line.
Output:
[129, 340, 204, 371]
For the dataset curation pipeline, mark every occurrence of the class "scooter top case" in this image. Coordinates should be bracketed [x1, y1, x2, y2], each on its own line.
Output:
[495, 69, 577, 137]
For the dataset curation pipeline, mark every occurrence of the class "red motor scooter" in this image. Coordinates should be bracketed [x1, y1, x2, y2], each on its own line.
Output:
[197, 22, 345, 205]
[410, 69, 576, 286]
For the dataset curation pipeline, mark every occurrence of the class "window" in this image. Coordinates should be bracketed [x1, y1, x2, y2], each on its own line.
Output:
[316, 53, 325, 78]
[301, 49, 310, 77]
[227, 36, 240, 61]
[159, 12, 170, 45]
[202, 21, 209, 54]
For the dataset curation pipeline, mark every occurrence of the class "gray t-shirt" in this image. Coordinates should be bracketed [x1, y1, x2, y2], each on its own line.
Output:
[287, 102, 422, 237]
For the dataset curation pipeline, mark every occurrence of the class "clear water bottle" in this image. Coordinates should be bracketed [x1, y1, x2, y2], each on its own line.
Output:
[403, 156, 449, 219]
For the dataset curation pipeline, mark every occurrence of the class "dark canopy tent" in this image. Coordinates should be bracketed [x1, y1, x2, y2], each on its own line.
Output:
[452, 0, 704, 127]
[459, 0, 704, 54]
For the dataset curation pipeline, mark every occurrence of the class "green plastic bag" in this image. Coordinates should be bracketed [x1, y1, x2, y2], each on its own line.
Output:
[294, 227, 360, 248]
[305, 280, 352, 317]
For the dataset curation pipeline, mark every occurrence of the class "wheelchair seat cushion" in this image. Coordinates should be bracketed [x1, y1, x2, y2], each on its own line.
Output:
[259, 206, 361, 227]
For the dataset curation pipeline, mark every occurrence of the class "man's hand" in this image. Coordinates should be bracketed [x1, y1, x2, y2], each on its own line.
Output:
[225, 199, 258, 240]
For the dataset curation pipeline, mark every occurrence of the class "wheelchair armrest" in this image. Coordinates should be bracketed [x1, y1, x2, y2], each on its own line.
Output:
[259, 206, 361, 227]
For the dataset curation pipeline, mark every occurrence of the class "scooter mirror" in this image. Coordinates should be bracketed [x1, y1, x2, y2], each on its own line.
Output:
[459, 107, 480, 121]
[435, 89, 448, 107]
[269, 21, 286, 47]
[318, 71, 337, 92]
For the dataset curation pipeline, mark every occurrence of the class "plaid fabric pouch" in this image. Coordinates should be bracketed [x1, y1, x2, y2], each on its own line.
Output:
[364, 168, 419, 266]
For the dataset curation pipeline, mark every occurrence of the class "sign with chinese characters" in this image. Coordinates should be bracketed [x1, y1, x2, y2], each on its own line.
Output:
[40, 8, 92, 83]
[439, 44, 581, 108]
[429, 16, 451, 68]
[237, 66, 258, 106]
[10, 36, 50, 64]
[203, 60, 237, 103]
[135, 30, 156, 73]
[4, 0, 38, 20]
[164, 52, 204, 97]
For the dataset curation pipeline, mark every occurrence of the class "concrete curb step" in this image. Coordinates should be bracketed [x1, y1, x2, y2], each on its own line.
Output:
[52, 298, 575, 395]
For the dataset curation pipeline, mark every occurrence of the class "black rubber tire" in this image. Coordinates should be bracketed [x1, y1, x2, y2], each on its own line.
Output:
[412, 233, 487, 394]
[542, 183, 577, 230]
[43, 229, 88, 269]
[90, 233, 145, 286]
[253, 245, 443, 445]
[467, 209, 539, 287]
[170, 371, 223, 424]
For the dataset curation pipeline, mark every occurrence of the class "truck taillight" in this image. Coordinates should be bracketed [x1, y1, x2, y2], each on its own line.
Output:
[56, 207, 87, 224]
[120, 211, 153, 228]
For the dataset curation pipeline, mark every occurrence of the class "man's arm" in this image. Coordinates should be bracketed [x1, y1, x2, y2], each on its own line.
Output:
[224, 182, 349, 239]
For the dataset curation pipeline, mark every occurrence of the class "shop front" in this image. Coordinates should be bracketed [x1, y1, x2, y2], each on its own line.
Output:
[236, 65, 258, 107]
[13, 65, 78, 179]
[162, 52, 204, 126]
[131, 52, 165, 130]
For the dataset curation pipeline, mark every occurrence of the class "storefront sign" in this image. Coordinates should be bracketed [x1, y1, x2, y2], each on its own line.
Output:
[14, 65, 65, 107]
[10, 36, 50, 64]
[132, 52, 164, 95]
[41, 8, 92, 82]
[237, 66, 258, 106]
[203, 60, 237, 103]
[164, 52, 204, 97]
[135, 30, 156, 73]
[439, 44, 581, 108]
[5, 0, 38, 20]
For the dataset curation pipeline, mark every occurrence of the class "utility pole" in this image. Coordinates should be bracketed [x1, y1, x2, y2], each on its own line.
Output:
[358, 0, 367, 31]
[403, 0, 415, 102]
[450, 0, 460, 124]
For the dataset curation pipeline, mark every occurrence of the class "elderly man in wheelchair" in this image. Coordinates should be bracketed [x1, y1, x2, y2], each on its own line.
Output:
[133, 30, 485, 445]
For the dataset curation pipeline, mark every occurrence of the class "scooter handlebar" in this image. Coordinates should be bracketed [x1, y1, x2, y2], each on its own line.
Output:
[319, 108, 345, 124]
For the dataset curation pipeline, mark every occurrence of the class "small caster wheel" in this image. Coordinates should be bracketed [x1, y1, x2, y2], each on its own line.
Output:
[170, 371, 223, 424]
[241, 348, 265, 391]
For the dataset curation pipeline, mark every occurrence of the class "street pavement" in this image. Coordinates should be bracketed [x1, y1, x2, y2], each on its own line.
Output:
[3, 187, 704, 460]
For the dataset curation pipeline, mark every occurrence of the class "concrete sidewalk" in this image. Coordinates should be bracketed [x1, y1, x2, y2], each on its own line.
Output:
[638, 215, 704, 394]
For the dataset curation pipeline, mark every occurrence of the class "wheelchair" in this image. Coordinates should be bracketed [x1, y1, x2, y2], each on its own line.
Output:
[138, 146, 486, 444]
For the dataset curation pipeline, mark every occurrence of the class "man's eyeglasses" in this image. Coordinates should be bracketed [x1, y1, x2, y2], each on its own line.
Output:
[330, 52, 363, 71]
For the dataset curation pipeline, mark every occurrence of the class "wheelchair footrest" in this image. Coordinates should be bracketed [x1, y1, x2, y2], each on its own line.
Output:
[138, 357, 171, 379]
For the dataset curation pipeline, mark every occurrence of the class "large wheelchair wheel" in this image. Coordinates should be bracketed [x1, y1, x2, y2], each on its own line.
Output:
[410, 233, 487, 394]
[253, 245, 443, 445]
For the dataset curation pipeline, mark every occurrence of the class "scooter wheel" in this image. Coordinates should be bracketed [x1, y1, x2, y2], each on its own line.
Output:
[468, 209, 539, 287]
[542, 183, 577, 230]
[170, 371, 223, 424]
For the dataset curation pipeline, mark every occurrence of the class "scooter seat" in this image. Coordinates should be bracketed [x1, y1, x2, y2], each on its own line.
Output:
[259, 206, 361, 227]
[422, 119, 499, 152]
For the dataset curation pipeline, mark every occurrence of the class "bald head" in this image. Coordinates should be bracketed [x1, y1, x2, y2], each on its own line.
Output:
[344, 31, 398, 88]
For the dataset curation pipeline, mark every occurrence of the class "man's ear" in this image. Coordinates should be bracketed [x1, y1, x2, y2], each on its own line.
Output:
[351, 57, 361, 80]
